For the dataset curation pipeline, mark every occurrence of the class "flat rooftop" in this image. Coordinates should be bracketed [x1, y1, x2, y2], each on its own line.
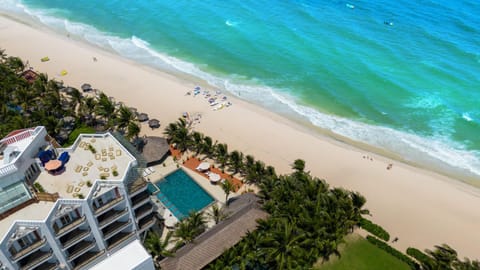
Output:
[0, 201, 55, 238]
[36, 134, 135, 199]
[90, 239, 153, 270]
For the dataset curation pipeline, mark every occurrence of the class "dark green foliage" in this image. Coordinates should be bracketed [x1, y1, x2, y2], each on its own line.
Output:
[366, 236, 419, 270]
[360, 218, 390, 241]
[0, 49, 141, 143]
[406, 248, 434, 269]
[33, 182, 45, 193]
[64, 126, 96, 147]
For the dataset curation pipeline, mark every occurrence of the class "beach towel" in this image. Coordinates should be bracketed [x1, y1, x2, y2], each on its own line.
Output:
[41, 56, 50, 62]
[60, 70, 68, 76]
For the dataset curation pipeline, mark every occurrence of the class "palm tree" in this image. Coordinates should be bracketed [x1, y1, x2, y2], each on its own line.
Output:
[117, 105, 135, 132]
[144, 231, 174, 267]
[6, 56, 24, 73]
[95, 93, 116, 128]
[174, 211, 207, 245]
[163, 122, 179, 142]
[200, 136, 215, 159]
[215, 143, 229, 168]
[228, 150, 243, 174]
[67, 87, 83, 114]
[425, 244, 458, 270]
[207, 204, 228, 224]
[126, 121, 141, 141]
[292, 159, 305, 173]
[221, 180, 235, 206]
[190, 131, 204, 156]
[258, 219, 309, 270]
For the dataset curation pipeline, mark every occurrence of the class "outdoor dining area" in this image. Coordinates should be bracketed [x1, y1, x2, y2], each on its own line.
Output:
[39, 150, 70, 175]
[189, 159, 243, 189]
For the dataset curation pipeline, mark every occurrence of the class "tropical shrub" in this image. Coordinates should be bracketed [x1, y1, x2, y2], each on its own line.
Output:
[366, 236, 419, 270]
[360, 217, 390, 241]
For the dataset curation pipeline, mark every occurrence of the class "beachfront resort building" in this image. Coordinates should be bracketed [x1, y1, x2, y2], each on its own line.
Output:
[0, 126, 155, 270]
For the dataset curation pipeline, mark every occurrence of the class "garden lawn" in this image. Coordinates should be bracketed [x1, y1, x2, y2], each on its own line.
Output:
[316, 234, 411, 270]
[63, 125, 96, 147]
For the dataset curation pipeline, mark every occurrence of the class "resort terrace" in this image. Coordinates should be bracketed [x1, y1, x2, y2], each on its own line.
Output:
[36, 133, 136, 199]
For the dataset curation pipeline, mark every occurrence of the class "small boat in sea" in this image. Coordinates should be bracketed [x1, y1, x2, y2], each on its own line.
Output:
[384, 21, 394, 26]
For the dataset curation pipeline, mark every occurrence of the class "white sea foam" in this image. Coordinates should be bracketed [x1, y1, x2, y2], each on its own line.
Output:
[462, 112, 473, 122]
[2, 2, 480, 178]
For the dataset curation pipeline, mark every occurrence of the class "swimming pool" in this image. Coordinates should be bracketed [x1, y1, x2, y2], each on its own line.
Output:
[153, 169, 214, 219]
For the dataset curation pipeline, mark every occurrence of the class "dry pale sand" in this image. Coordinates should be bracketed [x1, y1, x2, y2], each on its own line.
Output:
[1, 15, 479, 259]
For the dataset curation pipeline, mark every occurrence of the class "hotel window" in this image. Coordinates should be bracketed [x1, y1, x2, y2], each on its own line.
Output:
[60, 214, 73, 226]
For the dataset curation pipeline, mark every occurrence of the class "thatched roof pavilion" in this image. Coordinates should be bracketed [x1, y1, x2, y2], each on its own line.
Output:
[137, 113, 149, 122]
[81, 83, 92, 92]
[148, 119, 160, 129]
[160, 194, 269, 270]
[141, 136, 170, 166]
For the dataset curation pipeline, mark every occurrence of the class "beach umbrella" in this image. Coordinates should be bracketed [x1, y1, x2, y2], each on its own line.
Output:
[138, 113, 149, 122]
[148, 119, 160, 128]
[45, 160, 62, 171]
[81, 83, 92, 92]
[196, 162, 210, 171]
[209, 173, 221, 183]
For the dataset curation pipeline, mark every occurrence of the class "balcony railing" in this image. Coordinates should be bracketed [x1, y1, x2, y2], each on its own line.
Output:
[72, 250, 104, 270]
[138, 213, 156, 231]
[19, 249, 52, 270]
[11, 237, 46, 261]
[102, 219, 131, 240]
[55, 216, 86, 236]
[34, 261, 58, 270]
[106, 231, 135, 251]
[61, 228, 91, 249]
[134, 203, 154, 220]
[97, 208, 128, 228]
[67, 241, 95, 261]
[131, 191, 150, 207]
[94, 196, 124, 215]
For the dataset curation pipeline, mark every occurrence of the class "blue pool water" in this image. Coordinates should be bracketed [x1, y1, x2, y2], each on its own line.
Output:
[154, 169, 214, 219]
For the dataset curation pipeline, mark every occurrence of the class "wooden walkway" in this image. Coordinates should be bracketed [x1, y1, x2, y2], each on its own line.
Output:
[182, 157, 243, 192]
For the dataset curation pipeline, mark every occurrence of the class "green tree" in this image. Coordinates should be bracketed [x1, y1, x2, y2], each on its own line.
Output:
[221, 180, 235, 206]
[207, 204, 228, 225]
[144, 231, 174, 267]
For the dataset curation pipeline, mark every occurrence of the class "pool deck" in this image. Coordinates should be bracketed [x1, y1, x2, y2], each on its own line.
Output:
[182, 157, 243, 192]
[146, 156, 242, 230]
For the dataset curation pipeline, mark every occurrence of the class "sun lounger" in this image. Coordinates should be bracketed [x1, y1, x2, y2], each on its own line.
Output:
[82, 172, 88, 176]
[109, 147, 114, 151]
[148, 167, 155, 174]
[116, 150, 121, 156]
[87, 161, 93, 167]
[102, 158, 107, 162]
[109, 155, 115, 160]
[67, 185, 74, 193]
[78, 181, 85, 187]
[75, 165, 83, 173]
[83, 167, 89, 172]
[90, 138, 96, 143]
[79, 142, 86, 148]
[100, 172, 110, 178]
[74, 187, 81, 193]
[95, 154, 101, 160]
[111, 165, 117, 170]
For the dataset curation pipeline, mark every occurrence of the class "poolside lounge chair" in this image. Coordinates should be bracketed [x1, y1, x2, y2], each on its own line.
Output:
[148, 167, 155, 174]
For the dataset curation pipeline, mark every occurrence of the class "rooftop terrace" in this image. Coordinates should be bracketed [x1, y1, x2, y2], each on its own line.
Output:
[36, 134, 135, 199]
[0, 202, 55, 239]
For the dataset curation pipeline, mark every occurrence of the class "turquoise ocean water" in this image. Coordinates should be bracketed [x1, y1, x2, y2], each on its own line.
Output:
[1, 0, 479, 179]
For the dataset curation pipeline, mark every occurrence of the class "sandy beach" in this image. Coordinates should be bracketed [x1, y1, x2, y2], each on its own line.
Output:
[1, 14, 479, 259]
